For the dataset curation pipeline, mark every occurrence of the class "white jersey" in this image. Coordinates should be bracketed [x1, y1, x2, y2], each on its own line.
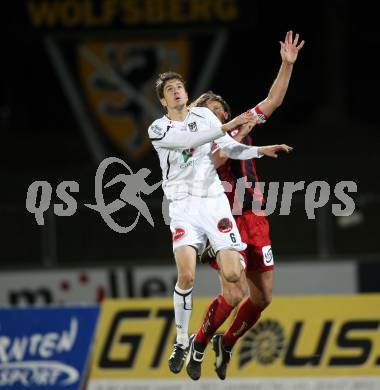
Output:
[148, 107, 262, 201]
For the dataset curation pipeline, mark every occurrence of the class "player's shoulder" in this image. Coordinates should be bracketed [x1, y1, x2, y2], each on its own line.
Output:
[148, 116, 168, 138]
[189, 106, 213, 119]
[149, 115, 168, 128]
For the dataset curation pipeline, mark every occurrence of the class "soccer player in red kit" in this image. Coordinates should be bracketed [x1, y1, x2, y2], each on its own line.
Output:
[185, 31, 305, 380]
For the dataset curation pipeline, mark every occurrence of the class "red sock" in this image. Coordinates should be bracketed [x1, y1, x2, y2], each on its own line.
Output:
[195, 295, 233, 345]
[223, 297, 261, 349]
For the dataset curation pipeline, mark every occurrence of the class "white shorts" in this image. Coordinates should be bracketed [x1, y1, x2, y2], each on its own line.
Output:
[169, 193, 247, 254]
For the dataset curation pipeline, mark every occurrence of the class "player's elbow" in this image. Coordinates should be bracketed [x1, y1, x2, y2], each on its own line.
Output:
[275, 98, 284, 108]
[267, 96, 283, 111]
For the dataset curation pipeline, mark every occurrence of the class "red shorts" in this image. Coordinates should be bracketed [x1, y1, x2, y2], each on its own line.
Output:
[210, 210, 274, 273]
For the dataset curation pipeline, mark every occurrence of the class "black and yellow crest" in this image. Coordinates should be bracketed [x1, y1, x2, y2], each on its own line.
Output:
[78, 39, 190, 160]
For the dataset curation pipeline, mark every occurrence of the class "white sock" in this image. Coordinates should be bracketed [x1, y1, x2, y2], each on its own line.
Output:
[173, 283, 193, 347]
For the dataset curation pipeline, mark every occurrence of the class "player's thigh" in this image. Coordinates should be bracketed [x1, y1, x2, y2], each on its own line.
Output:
[240, 214, 274, 273]
[245, 243, 274, 273]
[169, 199, 207, 255]
[203, 194, 246, 253]
[217, 249, 242, 282]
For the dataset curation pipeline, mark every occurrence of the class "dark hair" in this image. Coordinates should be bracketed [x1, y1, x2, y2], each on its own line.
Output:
[155, 72, 186, 100]
[191, 91, 231, 120]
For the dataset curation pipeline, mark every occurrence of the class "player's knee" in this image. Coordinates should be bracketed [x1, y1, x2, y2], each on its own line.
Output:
[177, 271, 195, 289]
[223, 269, 241, 283]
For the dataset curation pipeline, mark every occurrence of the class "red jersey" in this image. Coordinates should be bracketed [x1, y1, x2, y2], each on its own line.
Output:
[216, 105, 267, 213]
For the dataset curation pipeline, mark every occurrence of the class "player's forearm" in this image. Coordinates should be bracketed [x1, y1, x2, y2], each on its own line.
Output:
[232, 132, 246, 143]
[259, 61, 293, 117]
[185, 128, 224, 148]
[269, 61, 293, 104]
[211, 131, 246, 170]
[155, 127, 224, 149]
[214, 133, 261, 160]
[212, 150, 229, 169]
[221, 117, 246, 132]
[221, 122, 235, 133]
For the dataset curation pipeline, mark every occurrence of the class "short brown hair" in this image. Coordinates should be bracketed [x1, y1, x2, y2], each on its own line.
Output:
[155, 72, 186, 100]
[191, 91, 231, 120]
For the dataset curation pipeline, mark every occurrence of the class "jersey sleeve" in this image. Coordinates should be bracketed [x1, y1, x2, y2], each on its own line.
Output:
[148, 114, 224, 150]
[214, 133, 263, 160]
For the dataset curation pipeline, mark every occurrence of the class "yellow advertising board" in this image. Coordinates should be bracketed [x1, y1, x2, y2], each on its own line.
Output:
[89, 295, 380, 381]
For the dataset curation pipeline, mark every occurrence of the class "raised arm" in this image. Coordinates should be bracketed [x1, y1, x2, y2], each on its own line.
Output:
[212, 31, 304, 168]
[256, 30, 305, 118]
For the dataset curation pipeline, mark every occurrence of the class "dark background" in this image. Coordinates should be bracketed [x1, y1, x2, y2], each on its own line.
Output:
[1, 0, 379, 268]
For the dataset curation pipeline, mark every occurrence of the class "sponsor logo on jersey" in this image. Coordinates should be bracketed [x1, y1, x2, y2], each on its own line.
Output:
[181, 148, 194, 163]
[217, 218, 233, 233]
[262, 245, 274, 265]
[188, 122, 198, 132]
[179, 160, 194, 169]
[173, 227, 186, 241]
[150, 125, 163, 136]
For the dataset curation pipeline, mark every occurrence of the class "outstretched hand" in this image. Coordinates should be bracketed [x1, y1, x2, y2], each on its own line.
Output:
[258, 144, 293, 158]
[280, 31, 305, 64]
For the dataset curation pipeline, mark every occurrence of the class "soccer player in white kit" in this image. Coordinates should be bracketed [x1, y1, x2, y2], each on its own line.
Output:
[148, 72, 292, 374]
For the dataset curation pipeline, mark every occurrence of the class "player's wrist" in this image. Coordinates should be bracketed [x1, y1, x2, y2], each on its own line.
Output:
[222, 119, 237, 132]
[257, 147, 265, 157]
[282, 59, 294, 66]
